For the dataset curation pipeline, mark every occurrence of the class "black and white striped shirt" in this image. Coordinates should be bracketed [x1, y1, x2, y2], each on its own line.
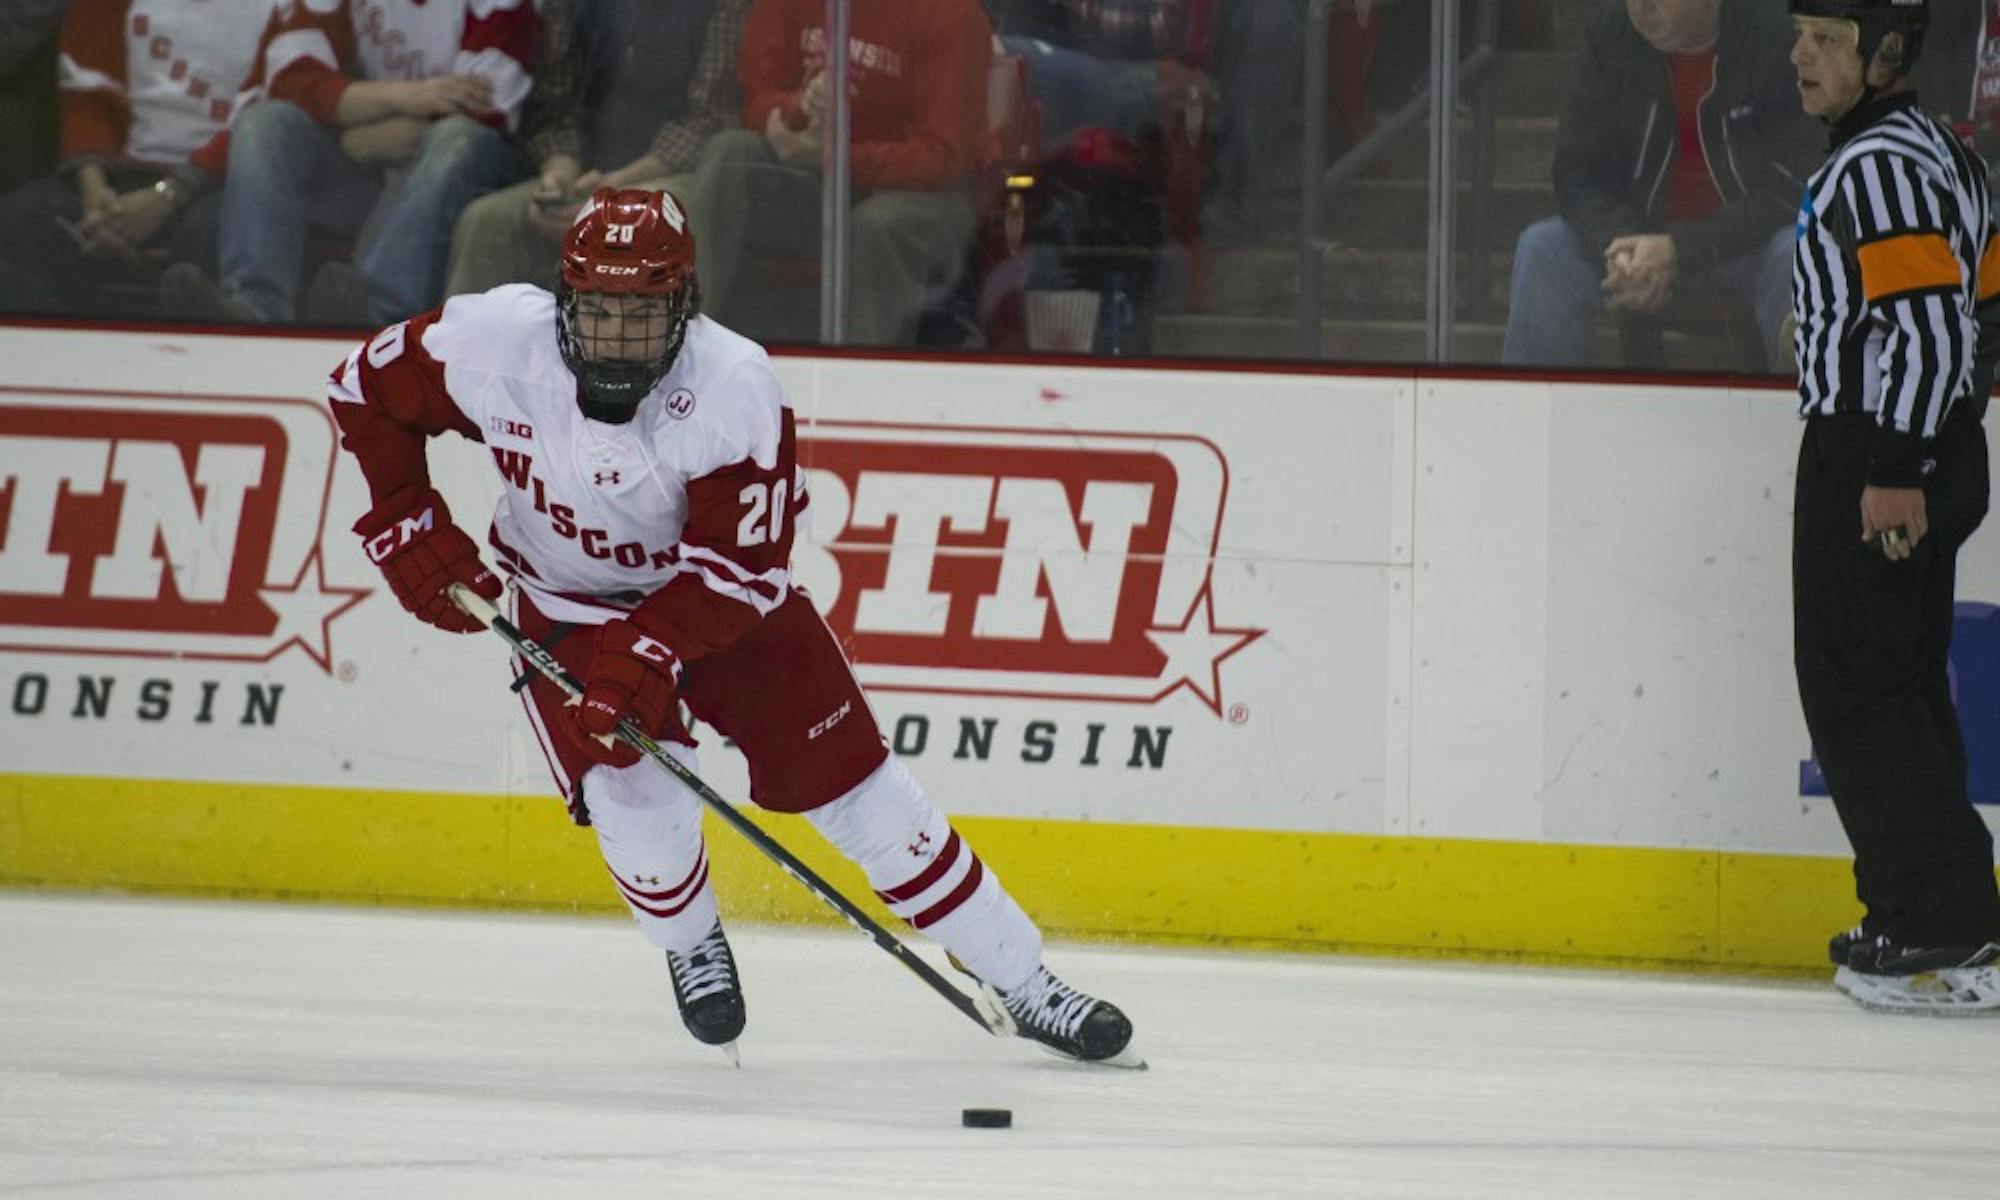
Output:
[1792, 93, 2000, 485]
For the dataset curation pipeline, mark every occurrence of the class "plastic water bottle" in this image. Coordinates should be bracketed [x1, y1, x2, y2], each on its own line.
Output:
[1099, 274, 1135, 356]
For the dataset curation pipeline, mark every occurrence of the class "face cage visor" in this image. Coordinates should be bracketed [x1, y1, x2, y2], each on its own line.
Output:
[557, 283, 694, 423]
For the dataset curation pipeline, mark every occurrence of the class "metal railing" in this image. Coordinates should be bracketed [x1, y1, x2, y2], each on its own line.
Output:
[819, 0, 852, 345]
[1298, 0, 1502, 361]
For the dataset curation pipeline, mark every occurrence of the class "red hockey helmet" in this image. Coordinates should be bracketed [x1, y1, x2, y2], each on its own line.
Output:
[556, 187, 701, 423]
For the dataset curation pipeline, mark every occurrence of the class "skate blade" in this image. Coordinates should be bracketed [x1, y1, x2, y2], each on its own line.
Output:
[1027, 1036, 1149, 1070]
[715, 1040, 742, 1067]
[1834, 966, 2000, 1017]
[1091, 1040, 1149, 1070]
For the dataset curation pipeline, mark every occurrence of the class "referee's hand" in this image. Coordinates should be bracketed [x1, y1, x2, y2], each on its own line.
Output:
[1860, 486, 1928, 561]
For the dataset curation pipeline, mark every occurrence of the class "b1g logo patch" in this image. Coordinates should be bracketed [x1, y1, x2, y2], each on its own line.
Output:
[0, 389, 366, 670]
[795, 423, 1263, 716]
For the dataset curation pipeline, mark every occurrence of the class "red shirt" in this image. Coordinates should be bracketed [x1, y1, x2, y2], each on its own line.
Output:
[737, 0, 991, 191]
[1664, 50, 1722, 223]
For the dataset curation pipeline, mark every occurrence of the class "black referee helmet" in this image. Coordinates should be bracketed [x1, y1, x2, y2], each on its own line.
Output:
[1789, 0, 1931, 74]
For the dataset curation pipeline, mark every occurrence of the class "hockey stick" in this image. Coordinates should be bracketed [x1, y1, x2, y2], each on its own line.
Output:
[448, 583, 1008, 1039]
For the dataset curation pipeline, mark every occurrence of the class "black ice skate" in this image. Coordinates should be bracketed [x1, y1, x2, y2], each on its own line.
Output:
[665, 920, 746, 1061]
[1833, 937, 2000, 1016]
[985, 965, 1144, 1068]
[1826, 922, 1870, 967]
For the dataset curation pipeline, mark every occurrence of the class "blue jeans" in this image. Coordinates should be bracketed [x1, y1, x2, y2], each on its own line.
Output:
[1501, 215, 1796, 370]
[1003, 0, 1300, 231]
[217, 100, 520, 323]
[1001, 35, 1156, 155]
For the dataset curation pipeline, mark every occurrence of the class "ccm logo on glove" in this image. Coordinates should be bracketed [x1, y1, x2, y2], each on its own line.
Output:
[363, 506, 438, 563]
[352, 486, 501, 634]
[631, 634, 674, 665]
[568, 621, 682, 767]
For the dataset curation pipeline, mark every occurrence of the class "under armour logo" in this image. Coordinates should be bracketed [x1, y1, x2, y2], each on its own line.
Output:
[906, 832, 933, 858]
[594, 469, 621, 485]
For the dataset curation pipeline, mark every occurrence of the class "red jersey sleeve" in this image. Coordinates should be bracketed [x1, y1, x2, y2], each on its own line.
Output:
[56, 0, 131, 161]
[630, 408, 808, 662]
[261, 0, 357, 124]
[738, 0, 806, 131]
[327, 309, 483, 514]
[457, 0, 539, 133]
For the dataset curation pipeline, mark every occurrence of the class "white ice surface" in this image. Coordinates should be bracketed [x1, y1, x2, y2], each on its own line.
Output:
[2, 893, 1997, 1199]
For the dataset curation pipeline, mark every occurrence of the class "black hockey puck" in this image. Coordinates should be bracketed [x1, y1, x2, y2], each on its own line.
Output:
[962, 1107, 1012, 1129]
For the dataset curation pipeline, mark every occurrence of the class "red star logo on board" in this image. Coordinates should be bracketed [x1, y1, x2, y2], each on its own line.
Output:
[1143, 588, 1264, 715]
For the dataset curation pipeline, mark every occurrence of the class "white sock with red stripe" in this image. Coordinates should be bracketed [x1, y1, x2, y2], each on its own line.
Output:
[807, 758, 1041, 992]
[584, 755, 717, 957]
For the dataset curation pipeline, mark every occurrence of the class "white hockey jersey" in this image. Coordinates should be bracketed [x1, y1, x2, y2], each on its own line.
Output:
[225, 0, 536, 135]
[57, 0, 277, 169]
[328, 286, 809, 658]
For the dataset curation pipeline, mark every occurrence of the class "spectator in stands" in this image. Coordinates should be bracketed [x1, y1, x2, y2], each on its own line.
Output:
[988, 0, 1200, 154]
[0, 0, 275, 319]
[162, 0, 538, 326]
[986, 0, 1300, 237]
[1501, 0, 1819, 370]
[682, 0, 991, 346]
[445, 0, 749, 298]
[0, 0, 66, 196]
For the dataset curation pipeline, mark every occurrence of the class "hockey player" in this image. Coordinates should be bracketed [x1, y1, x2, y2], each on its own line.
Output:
[325, 186, 1137, 1063]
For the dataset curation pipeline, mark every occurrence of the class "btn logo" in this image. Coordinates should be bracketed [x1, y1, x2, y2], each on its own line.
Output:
[795, 423, 1263, 716]
[0, 392, 366, 670]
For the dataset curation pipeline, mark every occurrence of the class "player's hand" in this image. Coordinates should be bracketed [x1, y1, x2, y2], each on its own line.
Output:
[568, 619, 681, 767]
[353, 486, 501, 632]
[1860, 485, 1928, 561]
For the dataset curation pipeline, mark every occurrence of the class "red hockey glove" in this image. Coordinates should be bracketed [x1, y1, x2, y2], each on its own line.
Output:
[568, 619, 681, 767]
[353, 486, 500, 634]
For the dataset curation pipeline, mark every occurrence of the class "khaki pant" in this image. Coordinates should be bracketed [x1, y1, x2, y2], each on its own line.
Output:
[683, 129, 974, 346]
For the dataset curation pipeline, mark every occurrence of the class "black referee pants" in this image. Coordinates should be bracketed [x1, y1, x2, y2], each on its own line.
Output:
[1793, 405, 2000, 949]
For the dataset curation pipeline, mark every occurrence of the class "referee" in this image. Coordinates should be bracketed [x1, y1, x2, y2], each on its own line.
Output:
[1789, 0, 2000, 1014]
